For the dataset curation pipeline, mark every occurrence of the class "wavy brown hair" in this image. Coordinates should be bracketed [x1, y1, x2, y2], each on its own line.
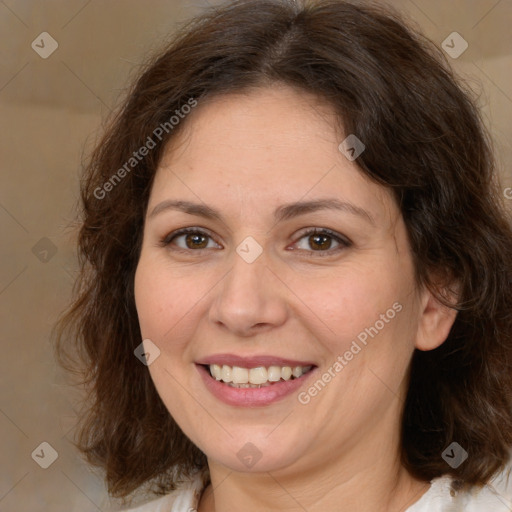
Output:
[54, 0, 512, 500]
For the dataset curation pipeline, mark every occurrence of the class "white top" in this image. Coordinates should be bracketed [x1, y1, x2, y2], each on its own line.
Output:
[124, 460, 512, 512]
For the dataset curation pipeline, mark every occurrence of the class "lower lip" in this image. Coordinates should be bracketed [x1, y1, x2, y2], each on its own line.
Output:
[196, 364, 317, 407]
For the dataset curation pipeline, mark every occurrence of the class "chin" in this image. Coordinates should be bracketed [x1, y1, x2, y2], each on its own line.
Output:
[203, 434, 305, 474]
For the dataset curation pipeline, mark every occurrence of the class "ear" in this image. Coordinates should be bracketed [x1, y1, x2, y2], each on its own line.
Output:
[415, 282, 459, 351]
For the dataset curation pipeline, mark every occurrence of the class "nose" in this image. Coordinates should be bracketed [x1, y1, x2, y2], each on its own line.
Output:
[208, 248, 288, 337]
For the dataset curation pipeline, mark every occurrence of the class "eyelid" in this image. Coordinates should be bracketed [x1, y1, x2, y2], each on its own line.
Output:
[290, 227, 352, 256]
[293, 227, 351, 246]
[161, 227, 221, 249]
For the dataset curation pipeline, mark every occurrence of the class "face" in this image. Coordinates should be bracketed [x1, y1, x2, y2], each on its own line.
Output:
[134, 85, 436, 477]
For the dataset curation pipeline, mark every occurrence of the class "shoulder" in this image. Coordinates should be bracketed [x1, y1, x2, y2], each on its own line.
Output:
[408, 453, 512, 512]
[123, 493, 178, 512]
[122, 468, 208, 512]
[484, 459, 512, 509]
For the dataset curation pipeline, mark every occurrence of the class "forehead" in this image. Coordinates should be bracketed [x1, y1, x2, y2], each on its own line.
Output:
[149, 86, 396, 226]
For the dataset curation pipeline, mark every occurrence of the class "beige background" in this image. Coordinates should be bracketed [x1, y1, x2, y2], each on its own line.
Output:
[0, 1, 511, 511]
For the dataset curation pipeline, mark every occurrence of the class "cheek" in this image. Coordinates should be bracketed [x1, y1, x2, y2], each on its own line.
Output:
[134, 257, 210, 352]
[291, 258, 417, 373]
[134, 257, 176, 339]
[294, 265, 401, 340]
[134, 263, 165, 336]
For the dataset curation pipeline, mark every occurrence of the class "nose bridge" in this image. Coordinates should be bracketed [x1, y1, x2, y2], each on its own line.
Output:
[231, 249, 268, 295]
[209, 241, 287, 334]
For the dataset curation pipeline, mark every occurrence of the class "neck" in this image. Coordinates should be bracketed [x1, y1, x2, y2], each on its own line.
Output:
[198, 418, 430, 512]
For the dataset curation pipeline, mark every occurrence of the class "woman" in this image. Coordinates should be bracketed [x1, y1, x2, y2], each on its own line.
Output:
[55, 1, 512, 511]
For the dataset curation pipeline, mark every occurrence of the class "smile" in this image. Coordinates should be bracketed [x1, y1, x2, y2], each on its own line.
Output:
[207, 364, 314, 387]
[195, 357, 318, 407]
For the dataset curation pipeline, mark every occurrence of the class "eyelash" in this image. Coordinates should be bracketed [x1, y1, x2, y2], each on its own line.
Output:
[160, 227, 352, 258]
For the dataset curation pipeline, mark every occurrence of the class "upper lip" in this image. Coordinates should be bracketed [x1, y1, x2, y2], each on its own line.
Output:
[195, 354, 317, 369]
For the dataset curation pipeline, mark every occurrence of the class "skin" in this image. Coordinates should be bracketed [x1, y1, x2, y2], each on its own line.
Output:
[134, 85, 458, 512]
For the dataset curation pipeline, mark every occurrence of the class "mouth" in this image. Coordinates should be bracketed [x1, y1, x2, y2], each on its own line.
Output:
[195, 354, 318, 406]
[202, 363, 315, 388]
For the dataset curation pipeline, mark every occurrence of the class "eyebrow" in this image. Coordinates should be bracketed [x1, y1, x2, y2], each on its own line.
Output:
[148, 198, 375, 226]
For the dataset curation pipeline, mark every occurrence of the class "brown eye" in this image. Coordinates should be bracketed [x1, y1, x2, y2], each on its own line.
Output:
[184, 232, 209, 249]
[308, 233, 333, 251]
[162, 228, 220, 251]
[294, 228, 351, 256]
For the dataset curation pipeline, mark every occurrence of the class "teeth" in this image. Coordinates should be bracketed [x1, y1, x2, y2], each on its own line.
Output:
[208, 364, 312, 385]
[211, 364, 222, 380]
[249, 367, 268, 384]
[292, 366, 303, 378]
[267, 366, 281, 382]
[221, 365, 232, 383]
[281, 366, 292, 380]
[232, 366, 249, 384]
